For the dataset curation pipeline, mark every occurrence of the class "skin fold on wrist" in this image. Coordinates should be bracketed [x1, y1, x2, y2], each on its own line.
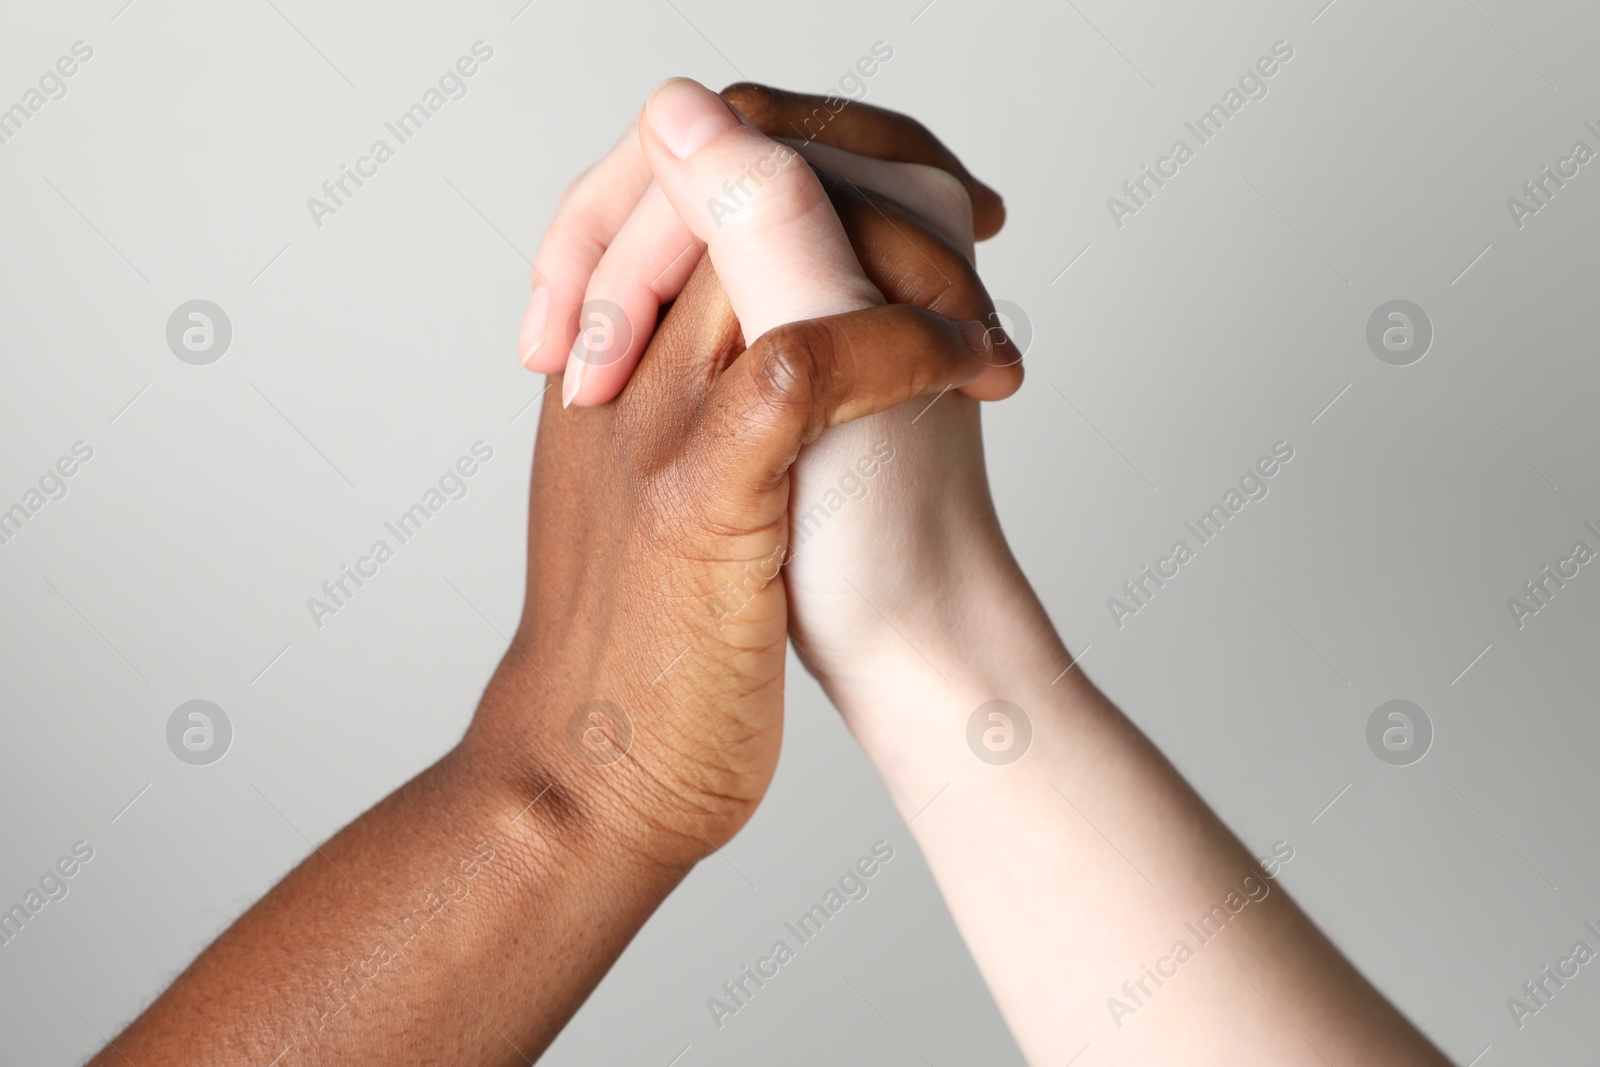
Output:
[460, 666, 685, 876]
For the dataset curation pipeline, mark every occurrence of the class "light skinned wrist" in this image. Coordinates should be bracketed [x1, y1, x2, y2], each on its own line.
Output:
[809, 550, 1086, 792]
[805, 532, 1066, 700]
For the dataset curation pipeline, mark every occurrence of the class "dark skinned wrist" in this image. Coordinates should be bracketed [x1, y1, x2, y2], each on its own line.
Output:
[458, 651, 752, 878]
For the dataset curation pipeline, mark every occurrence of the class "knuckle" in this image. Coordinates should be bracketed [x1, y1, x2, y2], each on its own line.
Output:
[871, 231, 981, 320]
[537, 223, 606, 284]
[718, 146, 826, 235]
[924, 247, 988, 319]
[557, 167, 596, 213]
[753, 323, 833, 428]
[553, 170, 622, 235]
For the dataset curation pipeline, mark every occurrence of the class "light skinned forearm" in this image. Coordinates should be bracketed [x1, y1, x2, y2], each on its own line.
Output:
[91, 666, 688, 1066]
[826, 558, 1450, 1065]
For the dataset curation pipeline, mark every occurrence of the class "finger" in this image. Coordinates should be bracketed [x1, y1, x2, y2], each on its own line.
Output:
[561, 183, 704, 407]
[721, 82, 1006, 240]
[637, 78, 883, 344]
[783, 140, 975, 259]
[520, 119, 653, 373]
[690, 305, 994, 503]
[778, 141, 1018, 401]
[815, 171, 1024, 401]
[531, 80, 1008, 383]
[568, 141, 974, 409]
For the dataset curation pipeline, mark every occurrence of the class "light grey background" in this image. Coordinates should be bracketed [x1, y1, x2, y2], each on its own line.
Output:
[1, 0, 1596, 1063]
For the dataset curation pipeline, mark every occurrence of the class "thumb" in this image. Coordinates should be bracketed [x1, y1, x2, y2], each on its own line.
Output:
[688, 304, 993, 505]
[638, 78, 883, 342]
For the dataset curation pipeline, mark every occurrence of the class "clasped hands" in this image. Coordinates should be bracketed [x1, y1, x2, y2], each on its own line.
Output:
[480, 77, 1024, 865]
[96, 77, 1450, 1067]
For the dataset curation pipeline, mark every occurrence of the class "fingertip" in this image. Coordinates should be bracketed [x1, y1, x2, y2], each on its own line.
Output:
[523, 298, 575, 374]
[971, 186, 1007, 241]
[986, 324, 1023, 370]
[560, 348, 584, 408]
[958, 362, 1024, 401]
[565, 328, 646, 407]
[718, 82, 779, 125]
[645, 77, 741, 160]
[518, 286, 550, 370]
[955, 318, 1023, 400]
[958, 318, 994, 361]
[559, 343, 627, 408]
[563, 363, 627, 407]
[559, 291, 647, 407]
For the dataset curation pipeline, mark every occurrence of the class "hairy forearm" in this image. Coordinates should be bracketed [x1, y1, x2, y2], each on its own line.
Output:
[825, 558, 1448, 1065]
[93, 666, 687, 1066]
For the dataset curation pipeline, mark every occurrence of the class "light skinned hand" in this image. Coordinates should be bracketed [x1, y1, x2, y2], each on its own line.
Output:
[519, 80, 1020, 406]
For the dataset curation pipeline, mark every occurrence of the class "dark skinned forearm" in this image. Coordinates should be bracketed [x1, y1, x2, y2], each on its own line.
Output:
[92, 666, 685, 1066]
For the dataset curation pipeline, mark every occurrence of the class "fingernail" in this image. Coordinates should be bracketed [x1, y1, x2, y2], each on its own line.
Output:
[519, 286, 549, 367]
[647, 78, 740, 159]
[960, 319, 994, 356]
[561, 335, 589, 408]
